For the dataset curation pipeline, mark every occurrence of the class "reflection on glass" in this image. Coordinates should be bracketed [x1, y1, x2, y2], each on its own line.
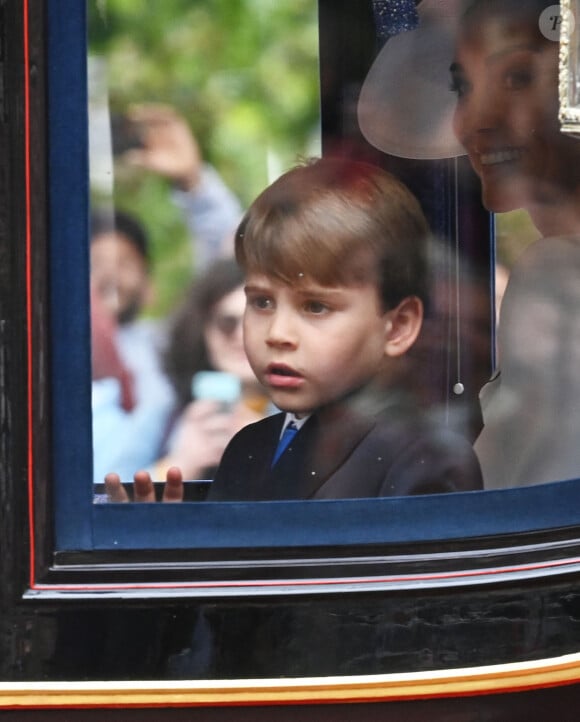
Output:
[358, 0, 580, 490]
[476, 236, 580, 489]
[88, 0, 321, 497]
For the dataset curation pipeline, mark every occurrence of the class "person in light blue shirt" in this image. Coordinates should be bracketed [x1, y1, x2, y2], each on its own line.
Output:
[90, 210, 176, 483]
[118, 104, 243, 271]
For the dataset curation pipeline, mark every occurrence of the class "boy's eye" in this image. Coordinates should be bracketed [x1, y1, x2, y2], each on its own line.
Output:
[304, 300, 329, 314]
[248, 295, 273, 311]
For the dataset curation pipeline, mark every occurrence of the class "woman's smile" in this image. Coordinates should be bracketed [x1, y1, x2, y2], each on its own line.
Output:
[450, 13, 574, 215]
[479, 148, 523, 166]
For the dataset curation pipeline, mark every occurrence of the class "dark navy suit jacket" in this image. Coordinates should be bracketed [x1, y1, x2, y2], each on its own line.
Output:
[208, 399, 483, 501]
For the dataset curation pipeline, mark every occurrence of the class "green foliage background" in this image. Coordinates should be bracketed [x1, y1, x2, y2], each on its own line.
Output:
[88, 0, 320, 316]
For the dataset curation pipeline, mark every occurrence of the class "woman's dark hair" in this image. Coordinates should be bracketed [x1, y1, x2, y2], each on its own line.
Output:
[164, 258, 245, 411]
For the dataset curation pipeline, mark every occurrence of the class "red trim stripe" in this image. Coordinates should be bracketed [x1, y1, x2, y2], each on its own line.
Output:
[30, 554, 580, 593]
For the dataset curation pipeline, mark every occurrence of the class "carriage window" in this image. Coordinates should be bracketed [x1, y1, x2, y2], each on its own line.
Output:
[46, 0, 580, 556]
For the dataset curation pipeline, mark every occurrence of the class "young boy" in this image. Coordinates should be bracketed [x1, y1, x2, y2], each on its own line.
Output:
[106, 158, 482, 501]
[207, 157, 482, 499]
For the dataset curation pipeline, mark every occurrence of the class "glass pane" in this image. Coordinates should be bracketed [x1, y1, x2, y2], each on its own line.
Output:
[83, 0, 580, 521]
[86, 0, 491, 511]
[357, 0, 580, 492]
[87, 0, 321, 498]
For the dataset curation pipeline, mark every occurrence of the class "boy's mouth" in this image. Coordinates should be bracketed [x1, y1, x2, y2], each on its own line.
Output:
[265, 364, 303, 388]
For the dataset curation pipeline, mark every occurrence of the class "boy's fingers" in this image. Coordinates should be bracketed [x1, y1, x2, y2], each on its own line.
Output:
[133, 470, 156, 502]
[162, 466, 184, 502]
[104, 473, 129, 503]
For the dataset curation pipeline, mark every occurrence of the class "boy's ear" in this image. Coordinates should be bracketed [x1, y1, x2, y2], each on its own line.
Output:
[384, 296, 423, 357]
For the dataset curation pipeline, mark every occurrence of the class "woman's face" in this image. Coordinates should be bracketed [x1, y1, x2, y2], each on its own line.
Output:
[204, 285, 256, 384]
[451, 12, 578, 213]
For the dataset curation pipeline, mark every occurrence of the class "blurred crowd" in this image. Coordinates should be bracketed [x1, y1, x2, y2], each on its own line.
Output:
[90, 104, 271, 489]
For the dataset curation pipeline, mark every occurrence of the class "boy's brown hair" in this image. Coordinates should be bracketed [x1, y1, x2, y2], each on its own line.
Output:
[235, 157, 430, 310]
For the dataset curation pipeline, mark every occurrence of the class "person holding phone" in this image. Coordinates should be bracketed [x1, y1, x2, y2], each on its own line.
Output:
[148, 258, 270, 485]
[115, 104, 243, 271]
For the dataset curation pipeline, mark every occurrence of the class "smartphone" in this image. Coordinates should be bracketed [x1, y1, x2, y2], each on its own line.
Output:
[191, 371, 241, 410]
[110, 113, 144, 156]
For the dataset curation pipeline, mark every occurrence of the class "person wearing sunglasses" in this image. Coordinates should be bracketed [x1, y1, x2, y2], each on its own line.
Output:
[149, 258, 270, 484]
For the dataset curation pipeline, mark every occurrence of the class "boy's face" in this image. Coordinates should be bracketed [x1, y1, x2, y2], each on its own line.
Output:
[243, 273, 394, 417]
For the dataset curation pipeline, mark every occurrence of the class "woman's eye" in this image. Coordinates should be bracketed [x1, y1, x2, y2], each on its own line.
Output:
[449, 74, 470, 99]
[504, 68, 533, 90]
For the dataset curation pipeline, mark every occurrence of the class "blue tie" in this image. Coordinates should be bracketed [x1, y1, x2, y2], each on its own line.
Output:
[271, 422, 298, 466]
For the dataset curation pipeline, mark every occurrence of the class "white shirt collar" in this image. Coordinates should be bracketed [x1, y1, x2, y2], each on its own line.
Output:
[280, 412, 310, 437]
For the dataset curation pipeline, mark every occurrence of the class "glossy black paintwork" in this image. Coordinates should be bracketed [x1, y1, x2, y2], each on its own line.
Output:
[3, 1, 580, 718]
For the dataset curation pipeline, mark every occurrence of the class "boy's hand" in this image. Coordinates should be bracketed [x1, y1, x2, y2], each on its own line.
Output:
[104, 467, 184, 503]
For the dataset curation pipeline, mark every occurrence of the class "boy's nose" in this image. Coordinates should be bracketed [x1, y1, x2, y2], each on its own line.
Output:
[266, 310, 298, 348]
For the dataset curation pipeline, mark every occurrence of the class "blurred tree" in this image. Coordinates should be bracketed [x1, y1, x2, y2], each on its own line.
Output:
[88, 0, 320, 315]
